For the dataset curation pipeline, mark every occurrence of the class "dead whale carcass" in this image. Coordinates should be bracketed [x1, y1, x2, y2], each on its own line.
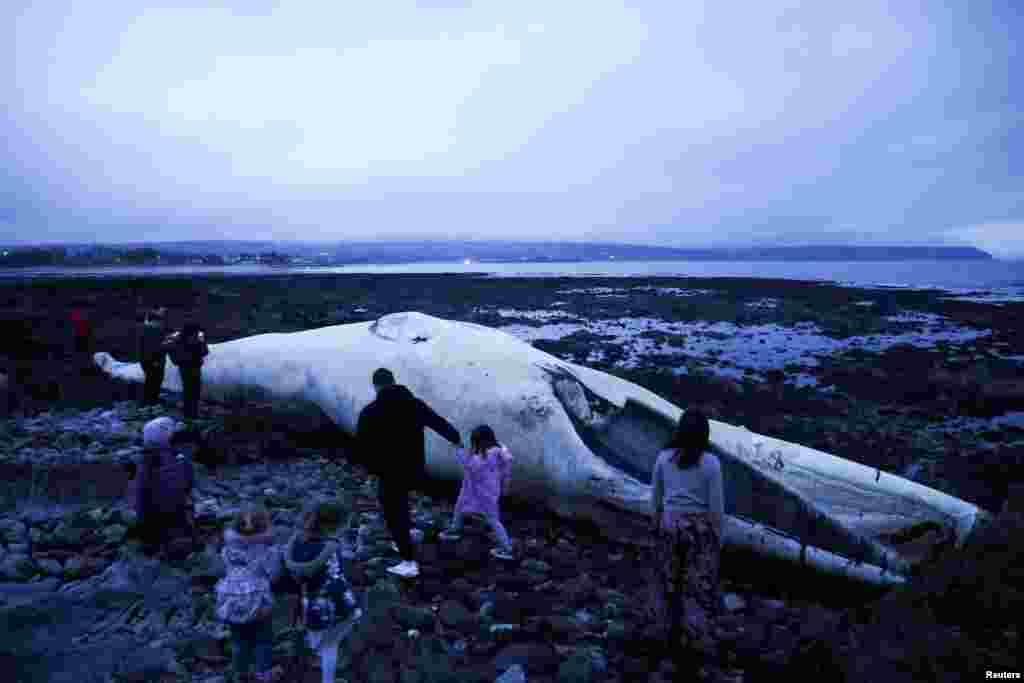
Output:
[94, 311, 989, 586]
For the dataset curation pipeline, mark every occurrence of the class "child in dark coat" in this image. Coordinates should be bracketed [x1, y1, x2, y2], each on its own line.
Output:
[283, 500, 362, 683]
[130, 416, 195, 557]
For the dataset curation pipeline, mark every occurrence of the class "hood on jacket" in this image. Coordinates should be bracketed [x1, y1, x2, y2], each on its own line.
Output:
[376, 384, 415, 404]
[283, 530, 341, 579]
[222, 526, 275, 569]
[143, 417, 178, 449]
[478, 444, 510, 458]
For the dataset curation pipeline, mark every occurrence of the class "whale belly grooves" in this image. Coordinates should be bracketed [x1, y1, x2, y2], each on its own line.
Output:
[538, 358, 976, 582]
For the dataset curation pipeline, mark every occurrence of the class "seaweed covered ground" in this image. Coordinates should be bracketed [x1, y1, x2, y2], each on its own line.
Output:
[0, 273, 1021, 682]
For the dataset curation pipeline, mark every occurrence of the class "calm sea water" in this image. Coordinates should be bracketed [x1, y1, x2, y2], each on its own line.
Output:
[3, 260, 1024, 297]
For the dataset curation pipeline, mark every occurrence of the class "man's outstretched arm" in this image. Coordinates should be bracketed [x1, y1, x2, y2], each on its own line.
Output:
[416, 399, 462, 446]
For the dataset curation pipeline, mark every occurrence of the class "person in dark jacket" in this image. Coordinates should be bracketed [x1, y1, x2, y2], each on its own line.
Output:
[131, 416, 196, 557]
[164, 321, 209, 420]
[138, 306, 168, 406]
[356, 368, 462, 578]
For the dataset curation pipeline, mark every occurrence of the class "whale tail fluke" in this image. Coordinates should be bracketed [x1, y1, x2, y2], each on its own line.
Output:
[94, 352, 145, 384]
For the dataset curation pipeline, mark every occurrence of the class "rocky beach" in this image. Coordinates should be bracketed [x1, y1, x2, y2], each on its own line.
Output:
[1, 273, 1022, 683]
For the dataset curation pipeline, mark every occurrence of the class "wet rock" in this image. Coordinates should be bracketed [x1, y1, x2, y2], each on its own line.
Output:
[489, 623, 525, 644]
[561, 573, 598, 607]
[557, 647, 608, 683]
[722, 593, 747, 613]
[797, 604, 839, 642]
[0, 519, 27, 542]
[605, 620, 629, 645]
[0, 553, 37, 581]
[544, 615, 578, 638]
[439, 599, 476, 632]
[394, 604, 435, 631]
[367, 579, 403, 616]
[492, 594, 548, 622]
[495, 664, 526, 683]
[492, 642, 561, 677]
[520, 558, 551, 574]
[35, 558, 63, 577]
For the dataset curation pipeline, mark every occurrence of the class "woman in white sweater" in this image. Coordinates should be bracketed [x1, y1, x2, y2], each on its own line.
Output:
[649, 408, 724, 661]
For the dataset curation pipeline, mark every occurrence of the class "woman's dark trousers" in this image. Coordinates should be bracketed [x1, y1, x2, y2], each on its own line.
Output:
[378, 475, 415, 561]
[180, 366, 201, 419]
[141, 358, 166, 405]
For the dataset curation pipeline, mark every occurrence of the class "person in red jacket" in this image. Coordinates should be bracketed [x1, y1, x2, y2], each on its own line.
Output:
[69, 305, 93, 359]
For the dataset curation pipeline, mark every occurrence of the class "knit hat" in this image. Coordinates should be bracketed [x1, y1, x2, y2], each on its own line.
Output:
[143, 416, 177, 449]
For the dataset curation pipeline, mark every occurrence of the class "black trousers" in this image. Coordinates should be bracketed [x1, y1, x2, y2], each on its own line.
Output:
[378, 475, 416, 561]
[141, 358, 166, 405]
[137, 509, 193, 553]
[180, 366, 202, 419]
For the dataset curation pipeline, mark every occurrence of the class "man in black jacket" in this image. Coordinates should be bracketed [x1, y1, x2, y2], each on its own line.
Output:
[356, 368, 462, 578]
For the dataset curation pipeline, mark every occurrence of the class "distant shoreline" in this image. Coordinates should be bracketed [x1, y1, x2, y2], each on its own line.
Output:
[0, 242, 995, 268]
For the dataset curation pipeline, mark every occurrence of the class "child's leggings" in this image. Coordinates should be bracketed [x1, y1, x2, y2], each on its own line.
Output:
[448, 510, 512, 551]
[310, 618, 358, 683]
[229, 617, 273, 677]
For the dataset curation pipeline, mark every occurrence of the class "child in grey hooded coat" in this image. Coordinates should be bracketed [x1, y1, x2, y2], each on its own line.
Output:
[222, 503, 284, 683]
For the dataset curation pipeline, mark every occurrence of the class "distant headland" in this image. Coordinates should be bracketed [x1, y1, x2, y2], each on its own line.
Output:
[0, 241, 994, 267]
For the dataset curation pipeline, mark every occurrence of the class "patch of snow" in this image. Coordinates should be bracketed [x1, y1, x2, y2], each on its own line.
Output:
[492, 312, 992, 384]
[557, 286, 715, 297]
[631, 286, 716, 297]
[786, 373, 820, 388]
[884, 311, 948, 325]
[557, 287, 629, 296]
[853, 300, 875, 307]
[746, 298, 780, 310]
[493, 308, 584, 322]
[938, 286, 1024, 305]
[991, 412, 1024, 429]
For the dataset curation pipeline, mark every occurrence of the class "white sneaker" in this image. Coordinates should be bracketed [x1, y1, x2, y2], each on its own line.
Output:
[490, 548, 515, 561]
[390, 542, 400, 553]
[387, 560, 419, 578]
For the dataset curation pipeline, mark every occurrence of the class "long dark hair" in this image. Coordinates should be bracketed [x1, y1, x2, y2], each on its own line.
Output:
[470, 425, 499, 456]
[301, 500, 345, 539]
[665, 409, 710, 468]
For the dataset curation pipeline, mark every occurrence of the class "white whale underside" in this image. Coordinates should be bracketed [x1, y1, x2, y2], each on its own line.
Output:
[94, 312, 989, 586]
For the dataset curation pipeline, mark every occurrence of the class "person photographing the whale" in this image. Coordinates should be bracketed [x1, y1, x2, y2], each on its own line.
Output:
[163, 321, 209, 421]
[356, 368, 462, 578]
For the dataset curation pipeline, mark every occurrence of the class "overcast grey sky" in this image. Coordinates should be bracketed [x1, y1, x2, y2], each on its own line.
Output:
[4, 1, 1022, 257]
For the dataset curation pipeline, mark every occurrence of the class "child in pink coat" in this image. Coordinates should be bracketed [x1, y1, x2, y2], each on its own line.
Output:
[440, 425, 515, 559]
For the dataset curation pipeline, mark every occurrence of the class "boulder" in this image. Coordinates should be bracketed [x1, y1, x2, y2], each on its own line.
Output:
[439, 599, 477, 632]
[557, 648, 608, 683]
[495, 664, 526, 683]
[492, 642, 561, 677]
